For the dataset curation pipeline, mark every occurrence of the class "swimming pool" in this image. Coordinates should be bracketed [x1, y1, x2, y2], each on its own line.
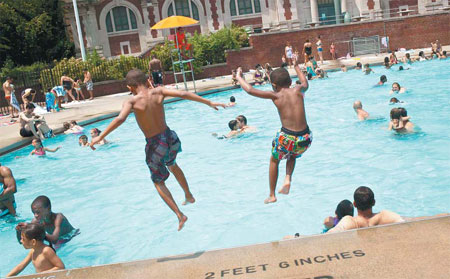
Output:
[1, 59, 449, 276]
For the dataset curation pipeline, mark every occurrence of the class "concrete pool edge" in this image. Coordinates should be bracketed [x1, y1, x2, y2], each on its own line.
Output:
[7, 215, 450, 279]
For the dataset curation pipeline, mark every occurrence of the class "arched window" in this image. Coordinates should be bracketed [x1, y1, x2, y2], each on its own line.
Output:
[230, 0, 261, 16]
[167, 0, 200, 20]
[106, 6, 138, 33]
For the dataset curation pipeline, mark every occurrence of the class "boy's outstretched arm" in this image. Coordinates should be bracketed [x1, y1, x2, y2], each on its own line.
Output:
[161, 88, 226, 110]
[293, 58, 308, 93]
[90, 99, 133, 150]
[236, 68, 276, 100]
[7, 250, 32, 277]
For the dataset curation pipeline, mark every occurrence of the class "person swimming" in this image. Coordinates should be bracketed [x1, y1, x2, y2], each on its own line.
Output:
[389, 97, 403, 104]
[79, 135, 89, 147]
[376, 75, 387, 86]
[90, 128, 108, 145]
[228, 96, 236, 107]
[212, 120, 241, 139]
[30, 138, 60, 156]
[388, 107, 414, 133]
[353, 100, 370, 121]
[323, 199, 354, 233]
[355, 62, 362, 70]
[390, 82, 406, 94]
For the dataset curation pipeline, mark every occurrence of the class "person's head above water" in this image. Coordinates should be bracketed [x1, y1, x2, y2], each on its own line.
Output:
[353, 100, 363, 110]
[126, 69, 148, 94]
[236, 115, 247, 126]
[21, 223, 46, 248]
[354, 186, 375, 211]
[384, 57, 389, 63]
[32, 138, 43, 149]
[79, 135, 88, 145]
[380, 75, 387, 83]
[392, 82, 401, 91]
[399, 66, 404, 71]
[230, 96, 235, 103]
[63, 122, 71, 130]
[228, 120, 238, 131]
[390, 108, 402, 120]
[335, 200, 354, 220]
[91, 128, 101, 137]
[356, 62, 362, 68]
[398, 107, 407, 117]
[390, 97, 400, 103]
[270, 68, 292, 91]
[31, 195, 52, 223]
[406, 53, 410, 59]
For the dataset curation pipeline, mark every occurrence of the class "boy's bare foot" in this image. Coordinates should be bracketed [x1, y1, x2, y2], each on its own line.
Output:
[278, 183, 291, 195]
[264, 196, 277, 204]
[182, 196, 195, 205]
[178, 215, 188, 231]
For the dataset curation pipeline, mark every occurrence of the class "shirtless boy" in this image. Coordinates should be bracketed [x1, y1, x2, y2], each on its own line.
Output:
[149, 55, 164, 87]
[90, 69, 226, 230]
[16, 195, 78, 246]
[0, 163, 17, 216]
[327, 186, 404, 233]
[353, 100, 369, 121]
[236, 115, 255, 132]
[388, 107, 414, 133]
[2, 77, 18, 117]
[236, 57, 312, 204]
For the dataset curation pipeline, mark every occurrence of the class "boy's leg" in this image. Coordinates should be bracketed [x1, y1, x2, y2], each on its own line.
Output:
[279, 157, 296, 195]
[88, 90, 93, 100]
[168, 163, 195, 205]
[265, 156, 280, 204]
[153, 181, 187, 231]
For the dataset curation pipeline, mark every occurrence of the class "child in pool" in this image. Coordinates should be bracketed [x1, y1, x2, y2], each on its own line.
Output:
[388, 107, 414, 133]
[79, 135, 89, 147]
[212, 120, 241, 139]
[323, 199, 354, 233]
[340, 65, 347, 72]
[63, 121, 84, 135]
[390, 82, 406, 94]
[376, 75, 387, 86]
[236, 56, 312, 204]
[364, 64, 374, 75]
[389, 97, 403, 104]
[90, 128, 108, 144]
[228, 96, 236, 107]
[7, 223, 65, 277]
[30, 138, 60, 156]
[16, 195, 79, 248]
[353, 100, 370, 121]
[90, 69, 226, 231]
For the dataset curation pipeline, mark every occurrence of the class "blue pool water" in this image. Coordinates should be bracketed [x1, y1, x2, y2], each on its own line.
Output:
[0, 59, 449, 276]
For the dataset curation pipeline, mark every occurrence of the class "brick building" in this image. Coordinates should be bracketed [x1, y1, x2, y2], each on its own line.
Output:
[62, 0, 449, 58]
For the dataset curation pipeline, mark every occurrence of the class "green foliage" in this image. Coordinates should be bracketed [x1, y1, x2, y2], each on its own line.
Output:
[0, 0, 74, 69]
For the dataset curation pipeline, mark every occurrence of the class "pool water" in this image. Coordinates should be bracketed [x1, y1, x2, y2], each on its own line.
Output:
[1, 59, 449, 276]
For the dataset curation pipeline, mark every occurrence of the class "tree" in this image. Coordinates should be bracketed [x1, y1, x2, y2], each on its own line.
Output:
[0, 0, 74, 69]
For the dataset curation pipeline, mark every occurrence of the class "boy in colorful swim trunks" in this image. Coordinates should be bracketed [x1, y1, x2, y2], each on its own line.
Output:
[90, 69, 226, 231]
[16, 195, 79, 248]
[236, 56, 311, 204]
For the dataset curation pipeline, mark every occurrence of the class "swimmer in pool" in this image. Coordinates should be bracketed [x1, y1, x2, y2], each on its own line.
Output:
[236, 115, 256, 132]
[388, 107, 414, 133]
[78, 135, 89, 147]
[63, 121, 84, 135]
[90, 69, 226, 231]
[30, 138, 61, 156]
[390, 82, 406, 94]
[323, 199, 354, 233]
[0, 163, 17, 217]
[16, 195, 79, 247]
[212, 120, 241, 139]
[353, 101, 370, 121]
[90, 128, 108, 145]
[376, 75, 387, 86]
[364, 64, 374, 75]
[228, 96, 236, 107]
[389, 97, 402, 104]
[236, 55, 312, 204]
[340, 65, 347, 72]
[7, 223, 65, 277]
[354, 62, 362, 70]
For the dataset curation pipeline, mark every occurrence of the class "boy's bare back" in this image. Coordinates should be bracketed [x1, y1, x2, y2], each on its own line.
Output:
[129, 87, 168, 138]
[272, 87, 307, 132]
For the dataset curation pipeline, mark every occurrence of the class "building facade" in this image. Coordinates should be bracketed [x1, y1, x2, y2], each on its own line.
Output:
[62, 0, 448, 58]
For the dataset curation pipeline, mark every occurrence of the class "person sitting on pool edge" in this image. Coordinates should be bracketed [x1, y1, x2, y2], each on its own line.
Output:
[353, 100, 369, 121]
[236, 115, 256, 132]
[0, 163, 17, 217]
[16, 195, 80, 248]
[388, 107, 414, 133]
[236, 55, 312, 204]
[327, 186, 404, 233]
[90, 69, 226, 231]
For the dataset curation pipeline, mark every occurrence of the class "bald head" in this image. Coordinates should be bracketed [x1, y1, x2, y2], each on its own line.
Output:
[353, 100, 362, 110]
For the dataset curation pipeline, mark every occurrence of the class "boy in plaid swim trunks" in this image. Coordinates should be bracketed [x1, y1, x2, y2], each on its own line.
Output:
[91, 69, 226, 231]
[236, 55, 312, 204]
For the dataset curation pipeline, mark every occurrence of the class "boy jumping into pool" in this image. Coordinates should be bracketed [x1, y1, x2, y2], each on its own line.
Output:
[236, 57, 312, 204]
[90, 69, 226, 230]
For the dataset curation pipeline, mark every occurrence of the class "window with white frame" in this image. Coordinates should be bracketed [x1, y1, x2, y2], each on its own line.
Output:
[230, 0, 261, 16]
[120, 41, 131, 55]
[167, 0, 200, 20]
[106, 6, 138, 33]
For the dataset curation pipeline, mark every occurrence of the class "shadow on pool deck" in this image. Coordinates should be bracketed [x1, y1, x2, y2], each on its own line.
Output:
[9, 216, 450, 279]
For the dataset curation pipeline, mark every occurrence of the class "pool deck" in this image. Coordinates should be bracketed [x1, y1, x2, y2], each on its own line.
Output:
[8, 215, 450, 279]
[0, 46, 448, 156]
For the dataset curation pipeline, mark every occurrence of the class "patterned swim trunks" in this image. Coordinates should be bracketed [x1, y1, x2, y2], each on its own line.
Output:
[272, 126, 312, 160]
[86, 81, 93, 91]
[145, 128, 182, 183]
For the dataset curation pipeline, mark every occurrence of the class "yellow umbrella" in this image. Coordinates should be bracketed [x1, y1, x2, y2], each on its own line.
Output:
[151, 16, 198, 30]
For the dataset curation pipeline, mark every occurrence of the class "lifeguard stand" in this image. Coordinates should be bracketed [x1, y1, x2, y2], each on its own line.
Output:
[170, 35, 197, 93]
